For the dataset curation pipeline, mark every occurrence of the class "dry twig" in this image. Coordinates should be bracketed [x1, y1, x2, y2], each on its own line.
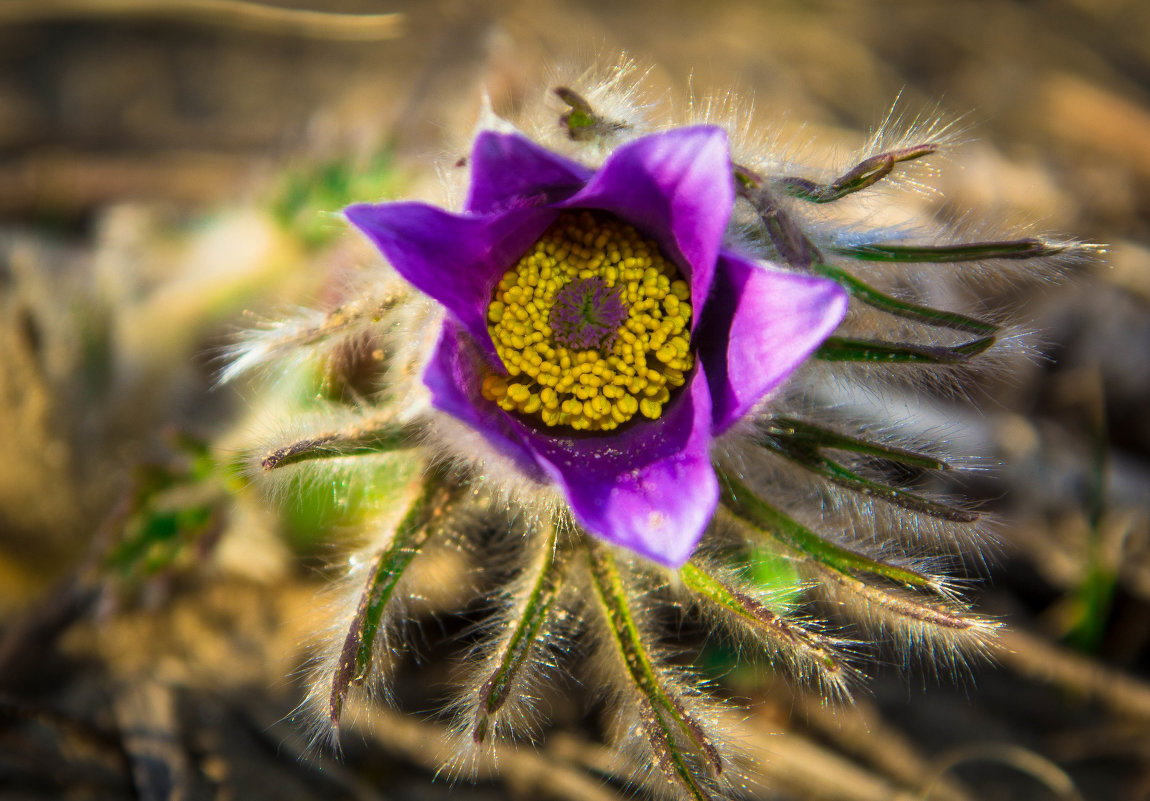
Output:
[0, 0, 404, 40]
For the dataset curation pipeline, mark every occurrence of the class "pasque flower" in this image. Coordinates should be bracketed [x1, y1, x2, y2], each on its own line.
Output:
[344, 127, 847, 565]
[223, 62, 1093, 800]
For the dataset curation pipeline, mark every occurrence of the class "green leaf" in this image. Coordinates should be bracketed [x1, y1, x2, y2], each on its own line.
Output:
[272, 150, 404, 249]
[812, 262, 997, 335]
[106, 503, 218, 580]
[831, 238, 1065, 263]
[328, 474, 459, 725]
[586, 544, 720, 797]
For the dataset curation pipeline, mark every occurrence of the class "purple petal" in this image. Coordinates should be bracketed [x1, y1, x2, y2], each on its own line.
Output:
[467, 131, 592, 215]
[423, 323, 544, 477]
[524, 373, 718, 566]
[345, 202, 554, 360]
[561, 126, 734, 322]
[699, 253, 849, 434]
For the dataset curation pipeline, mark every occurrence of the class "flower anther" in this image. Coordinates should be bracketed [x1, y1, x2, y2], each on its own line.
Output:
[483, 211, 693, 431]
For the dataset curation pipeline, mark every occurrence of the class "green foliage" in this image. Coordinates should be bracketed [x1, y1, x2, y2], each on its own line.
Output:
[103, 433, 226, 584]
[272, 151, 405, 249]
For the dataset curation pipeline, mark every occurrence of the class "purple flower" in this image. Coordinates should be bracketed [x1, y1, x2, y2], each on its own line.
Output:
[345, 127, 848, 566]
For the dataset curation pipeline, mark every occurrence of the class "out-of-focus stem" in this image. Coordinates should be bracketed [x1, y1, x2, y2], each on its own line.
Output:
[260, 417, 418, 471]
[832, 238, 1067, 262]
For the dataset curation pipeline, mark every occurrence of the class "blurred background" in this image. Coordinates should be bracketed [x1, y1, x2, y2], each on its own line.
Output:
[1, 1, 1149, 799]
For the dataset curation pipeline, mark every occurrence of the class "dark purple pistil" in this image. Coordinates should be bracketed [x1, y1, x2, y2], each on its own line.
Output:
[550, 277, 628, 351]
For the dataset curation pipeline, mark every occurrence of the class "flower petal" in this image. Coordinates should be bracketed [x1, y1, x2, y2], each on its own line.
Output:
[467, 131, 592, 215]
[525, 373, 718, 566]
[423, 322, 544, 476]
[699, 253, 849, 434]
[345, 202, 554, 360]
[561, 126, 734, 320]
[424, 326, 718, 566]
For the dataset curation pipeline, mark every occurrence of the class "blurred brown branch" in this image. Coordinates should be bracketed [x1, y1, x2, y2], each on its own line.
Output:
[0, 0, 404, 41]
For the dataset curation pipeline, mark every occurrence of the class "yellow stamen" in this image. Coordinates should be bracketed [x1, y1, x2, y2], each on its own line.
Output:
[482, 211, 694, 431]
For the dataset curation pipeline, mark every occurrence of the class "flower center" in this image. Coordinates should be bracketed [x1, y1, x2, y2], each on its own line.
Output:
[549, 277, 628, 351]
[482, 211, 694, 432]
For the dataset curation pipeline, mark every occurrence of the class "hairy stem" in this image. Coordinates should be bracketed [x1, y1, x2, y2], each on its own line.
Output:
[328, 473, 459, 725]
[763, 417, 949, 470]
[757, 419, 978, 523]
[817, 566, 986, 633]
[474, 525, 567, 743]
[811, 262, 997, 335]
[781, 143, 938, 203]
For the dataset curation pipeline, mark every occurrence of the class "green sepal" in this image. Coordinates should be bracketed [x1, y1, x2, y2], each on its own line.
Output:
[815, 335, 995, 364]
[718, 474, 937, 590]
[812, 262, 998, 335]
